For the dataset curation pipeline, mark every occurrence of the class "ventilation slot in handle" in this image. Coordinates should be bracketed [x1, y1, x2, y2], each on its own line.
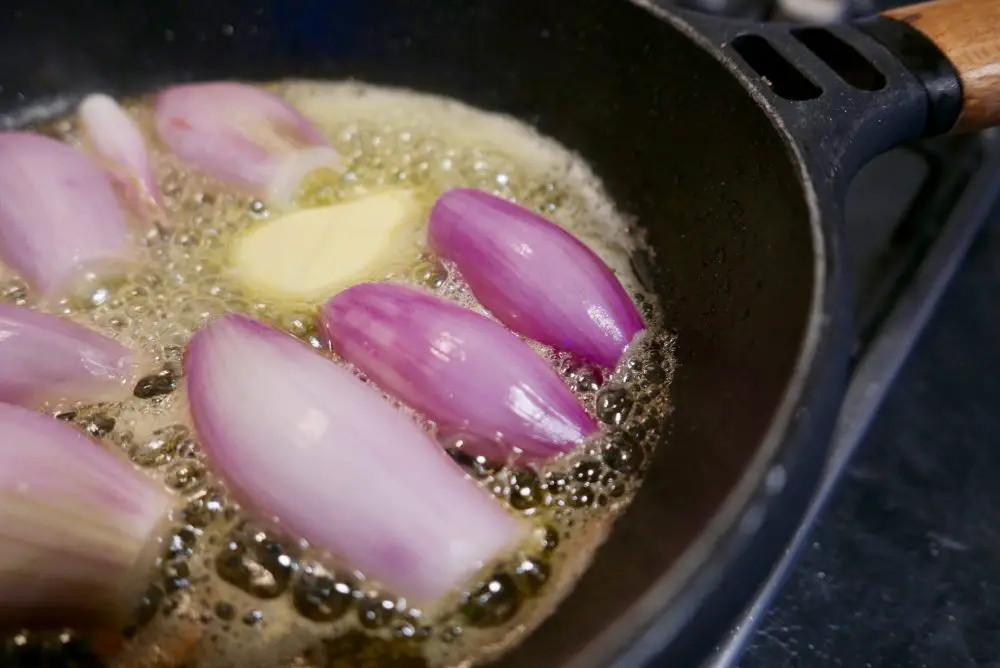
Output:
[792, 28, 887, 91]
[731, 34, 823, 101]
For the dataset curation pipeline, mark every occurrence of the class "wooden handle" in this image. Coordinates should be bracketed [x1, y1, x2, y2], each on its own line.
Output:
[882, 0, 1000, 133]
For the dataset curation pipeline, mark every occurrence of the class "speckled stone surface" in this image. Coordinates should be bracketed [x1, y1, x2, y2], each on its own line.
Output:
[739, 212, 1000, 668]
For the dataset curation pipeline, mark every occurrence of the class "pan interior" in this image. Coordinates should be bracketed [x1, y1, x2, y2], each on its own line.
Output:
[0, 0, 819, 665]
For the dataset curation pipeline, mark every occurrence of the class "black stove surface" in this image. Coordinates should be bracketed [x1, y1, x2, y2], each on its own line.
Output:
[722, 123, 1000, 666]
[702, 131, 1000, 668]
[741, 220, 1000, 668]
[646, 0, 1000, 665]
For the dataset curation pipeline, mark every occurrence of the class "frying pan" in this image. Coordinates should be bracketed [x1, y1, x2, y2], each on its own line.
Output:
[1, 0, 998, 666]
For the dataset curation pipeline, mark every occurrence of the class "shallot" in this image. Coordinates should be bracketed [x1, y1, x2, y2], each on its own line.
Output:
[429, 188, 645, 368]
[0, 304, 143, 407]
[0, 132, 135, 295]
[0, 403, 171, 630]
[320, 283, 597, 461]
[79, 93, 164, 218]
[184, 315, 527, 604]
[154, 82, 340, 209]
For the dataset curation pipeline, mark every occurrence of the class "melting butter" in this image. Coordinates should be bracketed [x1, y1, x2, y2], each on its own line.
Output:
[231, 189, 421, 302]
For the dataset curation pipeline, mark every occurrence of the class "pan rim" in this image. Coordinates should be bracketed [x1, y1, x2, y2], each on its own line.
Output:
[566, 2, 846, 666]
[0, 1, 844, 662]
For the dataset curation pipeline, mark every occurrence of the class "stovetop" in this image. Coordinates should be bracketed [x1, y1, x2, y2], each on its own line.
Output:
[649, 0, 1000, 666]
[712, 131, 1000, 668]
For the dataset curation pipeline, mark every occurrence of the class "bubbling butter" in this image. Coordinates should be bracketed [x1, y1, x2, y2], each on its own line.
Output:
[0, 80, 676, 668]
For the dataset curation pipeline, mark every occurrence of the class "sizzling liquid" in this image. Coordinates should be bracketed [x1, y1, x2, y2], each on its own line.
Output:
[0, 81, 676, 668]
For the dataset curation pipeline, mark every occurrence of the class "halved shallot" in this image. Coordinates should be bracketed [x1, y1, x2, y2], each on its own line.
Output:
[320, 283, 597, 462]
[184, 315, 527, 604]
[154, 82, 340, 209]
[0, 304, 144, 407]
[0, 132, 135, 295]
[0, 402, 172, 630]
[79, 93, 164, 218]
[428, 188, 645, 368]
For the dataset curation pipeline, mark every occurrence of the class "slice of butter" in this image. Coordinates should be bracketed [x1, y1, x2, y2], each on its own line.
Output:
[232, 189, 420, 301]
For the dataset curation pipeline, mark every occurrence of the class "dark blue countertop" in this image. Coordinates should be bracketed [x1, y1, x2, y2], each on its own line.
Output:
[740, 208, 1000, 667]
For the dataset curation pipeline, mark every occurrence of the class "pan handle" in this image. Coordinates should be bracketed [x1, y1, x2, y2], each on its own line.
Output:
[860, 0, 1000, 135]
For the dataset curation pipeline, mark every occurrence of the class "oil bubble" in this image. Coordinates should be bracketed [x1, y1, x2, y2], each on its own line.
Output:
[595, 386, 633, 426]
[80, 413, 115, 438]
[293, 569, 354, 623]
[182, 489, 227, 528]
[214, 602, 237, 621]
[165, 460, 206, 492]
[602, 433, 647, 475]
[461, 573, 521, 628]
[508, 469, 544, 511]
[357, 595, 397, 629]
[214, 531, 297, 599]
[133, 370, 177, 399]
[131, 424, 190, 467]
[512, 557, 550, 596]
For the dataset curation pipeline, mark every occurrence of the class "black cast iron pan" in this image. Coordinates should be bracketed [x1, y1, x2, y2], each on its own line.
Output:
[0, 0, 997, 666]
